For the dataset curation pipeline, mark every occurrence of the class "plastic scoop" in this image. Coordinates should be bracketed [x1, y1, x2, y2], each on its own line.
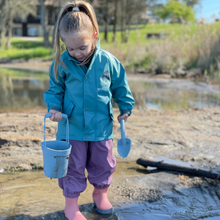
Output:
[117, 119, 131, 158]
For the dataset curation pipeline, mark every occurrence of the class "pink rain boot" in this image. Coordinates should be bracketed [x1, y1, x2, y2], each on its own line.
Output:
[64, 197, 87, 220]
[92, 188, 113, 214]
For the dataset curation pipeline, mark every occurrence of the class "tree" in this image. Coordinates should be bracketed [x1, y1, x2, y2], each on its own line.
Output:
[182, 0, 201, 7]
[123, 0, 147, 42]
[112, 0, 117, 42]
[94, 0, 148, 43]
[155, 0, 196, 23]
[95, 0, 114, 42]
[0, 0, 36, 48]
[40, 0, 50, 47]
[0, 0, 6, 47]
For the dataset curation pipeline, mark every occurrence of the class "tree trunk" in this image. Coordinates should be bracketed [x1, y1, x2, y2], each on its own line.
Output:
[137, 158, 220, 180]
[6, 15, 13, 48]
[0, 14, 6, 47]
[104, 0, 108, 42]
[0, 0, 6, 47]
[6, 0, 12, 49]
[125, 19, 131, 43]
[120, 0, 126, 43]
[112, 0, 117, 42]
[40, 0, 50, 47]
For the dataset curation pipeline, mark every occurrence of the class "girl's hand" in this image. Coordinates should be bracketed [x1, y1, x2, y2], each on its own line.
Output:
[49, 110, 62, 122]
[117, 114, 129, 123]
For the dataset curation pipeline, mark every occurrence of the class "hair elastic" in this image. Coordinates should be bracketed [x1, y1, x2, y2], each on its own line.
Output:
[72, 6, 80, 12]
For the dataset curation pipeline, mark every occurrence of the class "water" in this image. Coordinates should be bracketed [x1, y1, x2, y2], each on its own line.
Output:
[0, 69, 220, 112]
[0, 161, 145, 220]
[1, 69, 220, 219]
[1, 167, 220, 220]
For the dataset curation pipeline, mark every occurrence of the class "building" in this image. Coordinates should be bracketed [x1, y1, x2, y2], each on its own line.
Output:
[13, 0, 59, 37]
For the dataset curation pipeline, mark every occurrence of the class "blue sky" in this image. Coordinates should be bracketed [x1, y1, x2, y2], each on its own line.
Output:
[158, 0, 220, 23]
[196, 0, 220, 22]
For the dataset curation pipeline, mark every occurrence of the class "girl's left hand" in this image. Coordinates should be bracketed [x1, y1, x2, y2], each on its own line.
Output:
[117, 114, 129, 123]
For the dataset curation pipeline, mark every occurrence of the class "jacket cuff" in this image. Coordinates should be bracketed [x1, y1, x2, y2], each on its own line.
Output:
[49, 106, 61, 112]
[120, 109, 131, 116]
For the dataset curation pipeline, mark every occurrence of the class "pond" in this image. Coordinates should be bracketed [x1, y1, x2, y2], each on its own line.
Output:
[0, 68, 220, 113]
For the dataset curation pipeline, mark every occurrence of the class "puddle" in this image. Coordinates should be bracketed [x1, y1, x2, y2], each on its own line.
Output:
[0, 70, 220, 112]
[128, 79, 220, 110]
[0, 161, 144, 219]
[1, 159, 220, 219]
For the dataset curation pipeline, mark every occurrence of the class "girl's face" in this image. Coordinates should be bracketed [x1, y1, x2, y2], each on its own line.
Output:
[62, 32, 96, 62]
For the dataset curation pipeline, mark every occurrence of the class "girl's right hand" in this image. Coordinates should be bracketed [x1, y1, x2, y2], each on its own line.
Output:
[49, 110, 62, 122]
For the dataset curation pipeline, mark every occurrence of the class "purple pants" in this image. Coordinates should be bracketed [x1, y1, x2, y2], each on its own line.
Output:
[58, 139, 116, 198]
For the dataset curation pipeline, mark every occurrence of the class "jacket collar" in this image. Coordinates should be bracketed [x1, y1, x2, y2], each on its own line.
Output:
[67, 38, 101, 63]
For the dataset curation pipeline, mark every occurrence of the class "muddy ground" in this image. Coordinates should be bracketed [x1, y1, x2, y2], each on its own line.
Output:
[1, 107, 220, 219]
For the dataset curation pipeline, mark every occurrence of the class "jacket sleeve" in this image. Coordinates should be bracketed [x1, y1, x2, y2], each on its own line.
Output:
[44, 61, 66, 112]
[110, 57, 135, 115]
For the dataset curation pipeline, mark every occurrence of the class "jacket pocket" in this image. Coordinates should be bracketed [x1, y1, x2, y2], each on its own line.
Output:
[108, 100, 114, 121]
[63, 101, 75, 118]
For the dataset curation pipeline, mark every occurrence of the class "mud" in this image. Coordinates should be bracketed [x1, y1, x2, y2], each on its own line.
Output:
[0, 107, 220, 219]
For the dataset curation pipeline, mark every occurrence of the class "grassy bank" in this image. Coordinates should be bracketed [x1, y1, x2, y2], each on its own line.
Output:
[126, 23, 220, 80]
[0, 39, 54, 60]
[1, 23, 220, 79]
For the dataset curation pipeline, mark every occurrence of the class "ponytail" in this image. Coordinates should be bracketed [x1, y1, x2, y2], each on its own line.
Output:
[53, 1, 99, 81]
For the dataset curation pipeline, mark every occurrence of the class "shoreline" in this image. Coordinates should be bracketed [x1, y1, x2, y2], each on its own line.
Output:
[1, 60, 220, 87]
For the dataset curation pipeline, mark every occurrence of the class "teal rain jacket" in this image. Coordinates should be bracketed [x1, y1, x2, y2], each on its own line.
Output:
[44, 39, 135, 141]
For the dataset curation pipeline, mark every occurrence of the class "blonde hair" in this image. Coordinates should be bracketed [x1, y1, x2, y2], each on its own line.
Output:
[54, 1, 99, 81]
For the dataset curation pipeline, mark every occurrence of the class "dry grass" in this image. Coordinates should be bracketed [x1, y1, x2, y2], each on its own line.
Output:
[123, 23, 220, 78]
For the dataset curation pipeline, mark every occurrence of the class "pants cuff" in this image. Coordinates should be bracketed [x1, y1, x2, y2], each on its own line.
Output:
[63, 191, 80, 198]
[93, 184, 110, 189]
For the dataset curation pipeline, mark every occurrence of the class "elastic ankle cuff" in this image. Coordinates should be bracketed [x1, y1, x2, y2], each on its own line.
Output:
[63, 192, 80, 198]
[93, 184, 109, 189]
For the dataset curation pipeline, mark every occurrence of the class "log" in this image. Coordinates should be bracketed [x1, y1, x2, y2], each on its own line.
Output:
[136, 158, 220, 180]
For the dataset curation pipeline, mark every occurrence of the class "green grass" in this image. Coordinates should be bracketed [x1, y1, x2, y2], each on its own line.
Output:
[0, 38, 54, 60]
[0, 23, 199, 60]
[1, 23, 220, 76]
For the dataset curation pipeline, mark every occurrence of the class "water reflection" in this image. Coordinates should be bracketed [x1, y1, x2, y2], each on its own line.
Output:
[0, 74, 47, 112]
[0, 71, 220, 112]
[0, 162, 141, 220]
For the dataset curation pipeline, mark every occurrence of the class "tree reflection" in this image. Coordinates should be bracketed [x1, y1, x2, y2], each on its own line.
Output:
[0, 75, 47, 112]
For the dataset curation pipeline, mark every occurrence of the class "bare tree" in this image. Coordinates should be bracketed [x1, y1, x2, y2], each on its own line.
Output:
[103, 0, 109, 42]
[95, 0, 114, 42]
[112, 0, 117, 42]
[0, 0, 6, 46]
[120, 0, 147, 43]
[40, 0, 50, 47]
[120, 0, 126, 42]
[0, 0, 36, 48]
[52, 0, 64, 47]
[6, 0, 12, 48]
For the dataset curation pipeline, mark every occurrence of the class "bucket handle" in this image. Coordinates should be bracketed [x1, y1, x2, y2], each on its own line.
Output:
[43, 113, 69, 145]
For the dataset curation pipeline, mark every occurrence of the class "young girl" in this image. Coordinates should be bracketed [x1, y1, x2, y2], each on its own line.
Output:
[44, 1, 135, 220]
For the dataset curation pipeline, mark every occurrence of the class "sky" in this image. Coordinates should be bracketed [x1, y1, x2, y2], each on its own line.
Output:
[196, 0, 220, 22]
[158, 0, 220, 23]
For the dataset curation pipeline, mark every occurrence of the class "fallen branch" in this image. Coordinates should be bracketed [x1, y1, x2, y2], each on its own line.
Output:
[136, 158, 220, 180]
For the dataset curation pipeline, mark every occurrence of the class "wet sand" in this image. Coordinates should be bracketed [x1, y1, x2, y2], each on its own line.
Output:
[1, 107, 220, 219]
